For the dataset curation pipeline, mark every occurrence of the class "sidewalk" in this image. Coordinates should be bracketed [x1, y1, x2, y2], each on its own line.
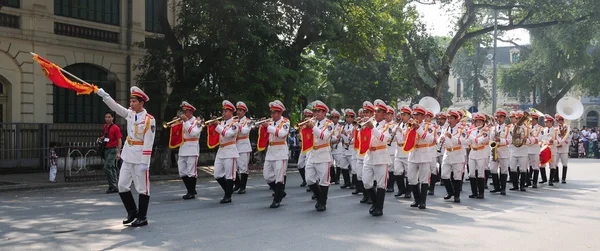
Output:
[0, 163, 299, 192]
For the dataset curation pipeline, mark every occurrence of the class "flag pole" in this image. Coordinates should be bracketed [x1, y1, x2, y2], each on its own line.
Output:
[30, 52, 96, 90]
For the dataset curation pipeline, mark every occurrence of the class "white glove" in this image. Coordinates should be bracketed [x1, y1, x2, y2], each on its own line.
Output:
[139, 164, 149, 172]
[97, 88, 109, 98]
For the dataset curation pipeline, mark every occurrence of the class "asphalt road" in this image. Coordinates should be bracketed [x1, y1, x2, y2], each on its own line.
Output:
[1, 159, 599, 251]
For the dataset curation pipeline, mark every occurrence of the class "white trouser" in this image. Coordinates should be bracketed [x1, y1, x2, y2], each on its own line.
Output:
[363, 164, 389, 189]
[393, 158, 408, 176]
[333, 153, 349, 169]
[341, 155, 353, 170]
[407, 162, 430, 185]
[510, 156, 528, 173]
[388, 155, 395, 173]
[351, 156, 358, 175]
[263, 159, 288, 184]
[468, 158, 487, 178]
[306, 162, 331, 186]
[49, 165, 57, 182]
[118, 162, 150, 195]
[430, 157, 438, 175]
[178, 155, 198, 177]
[528, 154, 540, 171]
[355, 159, 365, 181]
[557, 153, 569, 167]
[214, 158, 236, 180]
[297, 152, 307, 169]
[236, 152, 251, 174]
[441, 162, 464, 180]
[546, 153, 558, 169]
[489, 158, 510, 174]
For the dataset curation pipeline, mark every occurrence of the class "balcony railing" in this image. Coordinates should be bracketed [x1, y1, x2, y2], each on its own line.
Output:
[0, 13, 19, 29]
[54, 22, 119, 44]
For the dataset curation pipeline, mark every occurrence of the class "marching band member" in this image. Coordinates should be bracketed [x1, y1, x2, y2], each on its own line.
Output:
[362, 100, 393, 216]
[393, 106, 412, 198]
[509, 111, 530, 192]
[298, 109, 314, 187]
[425, 109, 440, 195]
[330, 109, 345, 185]
[465, 113, 490, 199]
[357, 102, 376, 204]
[527, 113, 543, 188]
[339, 109, 356, 189]
[234, 101, 252, 194]
[385, 105, 398, 193]
[555, 113, 571, 184]
[211, 100, 240, 204]
[97, 86, 155, 227]
[407, 104, 435, 209]
[435, 112, 448, 182]
[542, 115, 558, 186]
[507, 111, 517, 183]
[304, 100, 334, 212]
[178, 101, 202, 200]
[490, 109, 511, 195]
[262, 100, 290, 208]
[439, 108, 467, 203]
[350, 108, 365, 192]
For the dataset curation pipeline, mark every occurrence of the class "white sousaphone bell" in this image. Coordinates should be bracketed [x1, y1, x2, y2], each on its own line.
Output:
[556, 97, 584, 120]
[418, 96, 441, 115]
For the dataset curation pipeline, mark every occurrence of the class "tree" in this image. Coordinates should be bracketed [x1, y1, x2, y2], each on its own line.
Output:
[499, 21, 600, 115]
[451, 45, 490, 108]
[406, 0, 600, 103]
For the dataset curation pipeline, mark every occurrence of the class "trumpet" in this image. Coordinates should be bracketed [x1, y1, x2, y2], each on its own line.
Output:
[250, 118, 273, 128]
[162, 118, 182, 128]
[359, 116, 376, 128]
[201, 116, 238, 127]
[294, 118, 316, 130]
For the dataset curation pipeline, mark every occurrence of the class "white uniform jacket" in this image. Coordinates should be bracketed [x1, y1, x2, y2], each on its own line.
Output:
[236, 116, 252, 153]
[407, 121, 435, 163]
[331, 123, 345, 155]
[509, 124, 531, 157]
[179, 116, 202, 157]
[102, 95, 156, 166]
[556, 125, 571, 154]
[215, 118, 240, 159]
[365, 121, 392, 166]
[541, 126, 558, 153]
[394, 122, 409, 159]
[492, 123, 512, 158]
[439, 123, 467, 164]
[528, 124, 543, 155]
[341, 123, 355, 156]
[385, 121, 398, 157]
[466, 126, 491, 160]
[307, 118, 334, 164]
[265, 117, 290, 161]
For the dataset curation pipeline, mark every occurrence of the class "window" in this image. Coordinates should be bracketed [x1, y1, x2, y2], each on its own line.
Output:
[586, 111, 599, 128]
[511, 52, 520, 63]
[0, 104, 3, 123]
[3, 0, 20, 8]
[53, 64, 116, 124]
[0, 82, 3, 94]
[456, 79, 462, 98]
[145, 0, 164, 33]
[54, 0, 120, 26]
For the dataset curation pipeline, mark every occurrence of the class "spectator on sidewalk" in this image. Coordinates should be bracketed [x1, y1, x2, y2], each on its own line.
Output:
[591, 129, 599, 158]
[98, 111, 122, 194]
[49, 142, 58, 183]
[581, 126, 590, 157]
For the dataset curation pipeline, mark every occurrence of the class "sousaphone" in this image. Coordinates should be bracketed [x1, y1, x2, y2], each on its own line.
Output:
[418, 96, 441, 115]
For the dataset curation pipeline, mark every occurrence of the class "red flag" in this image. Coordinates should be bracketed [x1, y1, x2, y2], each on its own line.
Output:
[403, 129, 418, 152]
[540, 145, 552, 165]
[207, 124, 220, 149]
[353, 129, 360, 150]
[168, 123, 184, 149]
[300, 128, 314, 153]
[32, 54, 98, 95]
[257, 126, 270, 151]
[358, 128, 372, 156]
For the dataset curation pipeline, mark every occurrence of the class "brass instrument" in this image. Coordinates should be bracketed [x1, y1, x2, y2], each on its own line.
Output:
[250, 118, 273, 128]
[511, 111, 529, 147]
[359, 115, 376, 128]
[294, 118, 316, 130]
[201, 116, 238, 127]
[162, 118, 182, 128]
[490, 141, 498, 161]
[460, 108, 472, 123]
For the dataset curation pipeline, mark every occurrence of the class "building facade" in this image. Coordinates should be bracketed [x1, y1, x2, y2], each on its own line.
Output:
[0, 0, 176, 124]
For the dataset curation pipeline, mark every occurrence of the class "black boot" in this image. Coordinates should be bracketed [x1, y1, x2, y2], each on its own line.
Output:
[353, 180, 362, 195]
[554, 166, 560, 182]
[360, 182, 369, 203]
[490, 174, 501, 193]
[220, 179, 233, 204]
[477, 178, 485, 199]
[191, 177, 197, 195]
[404, 176, 412, 199]
[119, 192, 137, 225]
[549, 169, 555, 186]
[484, 170, 491, 189]
[395, 175, 406, 197]
[519, 173, 527, 191]
[308, 184, 321, 208]
[317, 186, 328, 212]
[270, 183, 285, 208]
[341, 169, 351, 188]
[182, 177, 195, 200]
[350, 174, 357, 189]
[299, 168, 307, 187]
[410, 185, 421, 208]
[526, 167, 532, 187]
[131, 194, 149, 227]
[419, 184, 428, 209]
[372, 188, 385, 216]
[562, 166, 567, 184]
[233, 172, 241, 192]
[267, 181, 276, 194]
[500, 174, 508, 195]
[329, 165, 337, 184]
[442, 179, 454, 200]
[428, 174, 437, 195]
[507, 167, 512, 182]
[509, 172, 519, 191]
[469, 179, 478, 198]
[216, 177, 227, 191]
[238, 173, 248, 194]
[532, 170, 539, 188]
[386, 172, 395, 192]
[335, 167, 342, 184]
[540, 167, 547, 183]
[368, 187, 377, 214]
[453, 180, 462, 203]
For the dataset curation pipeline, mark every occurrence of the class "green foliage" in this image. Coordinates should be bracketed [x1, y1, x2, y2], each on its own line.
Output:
[451, 46, 490, 107]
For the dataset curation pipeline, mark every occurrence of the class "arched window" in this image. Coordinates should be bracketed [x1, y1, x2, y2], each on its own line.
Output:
[53, 64, 116, 124]
[586, 111, 599, 128]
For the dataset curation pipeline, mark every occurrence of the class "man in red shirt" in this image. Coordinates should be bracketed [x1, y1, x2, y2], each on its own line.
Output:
[99, 111, 122, 194]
